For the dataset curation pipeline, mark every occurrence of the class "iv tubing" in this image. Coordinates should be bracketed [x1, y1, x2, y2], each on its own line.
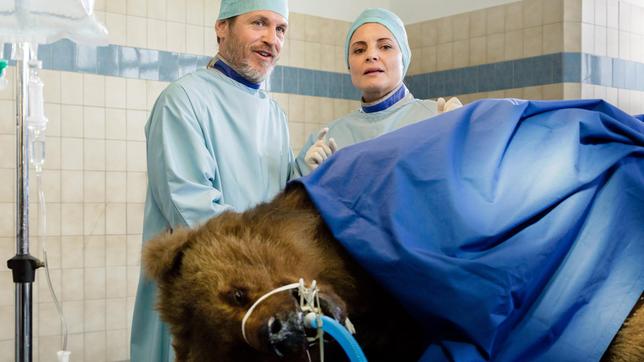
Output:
[305, 313, 368, 362]
[35, 171, 68, 352]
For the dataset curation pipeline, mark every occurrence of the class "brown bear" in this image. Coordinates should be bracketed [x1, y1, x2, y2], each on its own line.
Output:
[143, 183, 644, 362]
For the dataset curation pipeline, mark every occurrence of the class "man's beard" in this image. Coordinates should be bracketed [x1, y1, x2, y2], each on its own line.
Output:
[223, 34, 277, 83]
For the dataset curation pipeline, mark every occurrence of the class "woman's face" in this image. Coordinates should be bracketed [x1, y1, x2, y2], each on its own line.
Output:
[348, 23, 404, 102]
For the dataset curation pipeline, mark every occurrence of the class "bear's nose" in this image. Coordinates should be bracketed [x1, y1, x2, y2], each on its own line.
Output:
[267, 311, 306, 357]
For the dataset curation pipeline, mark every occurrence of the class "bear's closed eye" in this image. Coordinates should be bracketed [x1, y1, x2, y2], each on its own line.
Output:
[225, 288, 250, 307]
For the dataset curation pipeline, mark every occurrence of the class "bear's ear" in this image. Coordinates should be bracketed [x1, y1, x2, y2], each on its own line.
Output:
[142, 228, 194, 282]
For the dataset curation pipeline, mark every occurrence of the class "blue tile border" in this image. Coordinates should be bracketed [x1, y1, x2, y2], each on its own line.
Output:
[2, 41, 644, 100]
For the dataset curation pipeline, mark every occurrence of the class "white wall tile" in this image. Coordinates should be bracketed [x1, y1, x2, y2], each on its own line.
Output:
[85, 171, 106, 203]
[437, 42, 454, 70]
[106, 299, 127, 330]
[543, 0, 564, 24]
[186, 25, 205, 55]
[41, 69, 61, 104]
[127, 172, 147, 203]
[84, 106, 106, 139]
[595, 0, 607, 26]
[0, 306, 13, 340]
[505, 30, 524, 60]
[543, 23, 564, 54]
[61, 236, 84, 268]
[106, 140, 127, 171]
[126, 79, 147, 110]
[127, 0, 147, 17]
[106, 109, 127, 140]
[167, 0, 187, 23]
[85, 237, 106, 269]
[45, 103, 61, 137]
[106, 235, 127, 266]
[106, 329, 128, 361]
[203, 0, 219, 27]
[85, 203, 106, 235]
[106, 203, 126, 235]
[524, 26, 543, 57]
[126, 16, 148, 49]
[0, 135, 14, 168]
[61, 138, 83, 170]
[505, 2, 523, 31]
[62, 268, 84, 301]
[582, 0, 595, 23]
[487, 5, 506, 35]
[106, 266, 127, 298]
[126, 110, 147, 141]
[126, 235, 141, 266]
[126, 141, 146, 172]
[486, 34, 505, 63]
[418, 21, 436, 48]
[84, 139, 106, 171]
[0, 100, 13, 135]
[147, 0, 166, 20]
[61, 105, 83, 138]
[105, 77, 126, 109]
[127, 265, 140, 297]
[85, 300, 107, 332]
[186, 0, 204, 25]
[0, 169, 13, 203]
[38, 303, 61, 336]
[84, 331, 106, 361]
[593, 25, 607, 56]
[106, 0, 126, 14]
[438, 17, 454, 43]
[61, 72, 84, 106]
[106, 172, 127, 203]
[607, 0, 618, 29]
[106, 13, 127, 46]
[126, 203, 144, 234]
[83, 74, 105, 107]
[61, 203, 83, 235]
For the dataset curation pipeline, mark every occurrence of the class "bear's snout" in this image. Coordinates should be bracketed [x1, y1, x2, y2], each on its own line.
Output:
[264, 310, 306, 357]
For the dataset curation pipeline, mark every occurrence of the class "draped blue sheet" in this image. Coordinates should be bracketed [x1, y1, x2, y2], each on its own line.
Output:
[293, 99, 644, 362]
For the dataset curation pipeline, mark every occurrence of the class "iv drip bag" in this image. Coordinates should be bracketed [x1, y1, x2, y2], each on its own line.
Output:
[0, 0, 108, 45]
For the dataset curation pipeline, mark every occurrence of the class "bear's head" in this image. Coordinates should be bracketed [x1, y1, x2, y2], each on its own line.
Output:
[142, 190, 359, 361]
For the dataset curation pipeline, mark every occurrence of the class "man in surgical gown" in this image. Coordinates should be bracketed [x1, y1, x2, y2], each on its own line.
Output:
[130, 1, 292, 360]
[294, 8, 461, 176]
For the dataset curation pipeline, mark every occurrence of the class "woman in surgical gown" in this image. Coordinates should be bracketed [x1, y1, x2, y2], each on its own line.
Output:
[294, 8, 461, 175]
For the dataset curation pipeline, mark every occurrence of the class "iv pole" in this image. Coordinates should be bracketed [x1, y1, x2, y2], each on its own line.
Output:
[6, 42, 43, 362]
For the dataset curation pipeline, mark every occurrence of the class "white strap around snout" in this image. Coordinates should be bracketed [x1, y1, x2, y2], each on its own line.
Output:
[241, 281, 302, 345]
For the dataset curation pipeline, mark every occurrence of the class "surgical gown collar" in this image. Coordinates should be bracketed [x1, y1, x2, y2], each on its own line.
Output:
[361, 84, 408, 113]
[209, 57, 262, 90]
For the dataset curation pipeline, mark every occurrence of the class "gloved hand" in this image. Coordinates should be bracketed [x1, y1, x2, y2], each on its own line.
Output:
[437, 97, 463, 113]
[304, 128, 338, 171]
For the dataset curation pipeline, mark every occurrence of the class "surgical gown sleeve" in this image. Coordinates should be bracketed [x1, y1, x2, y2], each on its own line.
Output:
[146, 83, 232, 228]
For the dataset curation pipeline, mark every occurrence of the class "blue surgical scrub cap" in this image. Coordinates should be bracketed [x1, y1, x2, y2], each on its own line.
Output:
[218, 0, 289, 21]
[345, 8, 410, 76]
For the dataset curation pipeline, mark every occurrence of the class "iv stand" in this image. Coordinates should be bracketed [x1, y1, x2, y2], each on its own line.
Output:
[6, 42, 44, 362]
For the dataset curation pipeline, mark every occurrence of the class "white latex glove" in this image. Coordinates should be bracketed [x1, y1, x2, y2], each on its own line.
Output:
[437, 97, 463, 113]
[304, 128, 338, 171]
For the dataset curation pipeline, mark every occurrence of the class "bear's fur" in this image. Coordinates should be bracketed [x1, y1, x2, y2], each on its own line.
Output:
[143, 183, 643, 362]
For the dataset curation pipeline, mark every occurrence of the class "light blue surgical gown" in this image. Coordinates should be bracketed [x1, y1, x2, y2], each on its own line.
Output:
[294, 85, 438, 176]
[131, 64, 293, 362]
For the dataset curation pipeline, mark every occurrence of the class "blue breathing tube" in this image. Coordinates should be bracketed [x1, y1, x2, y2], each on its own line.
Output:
[305, 313, 368, 362]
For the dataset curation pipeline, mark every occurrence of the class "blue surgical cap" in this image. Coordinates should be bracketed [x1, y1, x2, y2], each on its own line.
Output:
[345, 8, 410, 76]
[218, 0, 289, 21]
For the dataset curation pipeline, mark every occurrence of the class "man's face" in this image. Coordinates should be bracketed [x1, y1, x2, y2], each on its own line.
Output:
[216, 11, 288, 83]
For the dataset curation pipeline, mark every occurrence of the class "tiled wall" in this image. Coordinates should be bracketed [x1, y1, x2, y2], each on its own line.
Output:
[403, 0, 644, 114]
[0, 2, 358, 361]
[1, 0, 643, 361]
